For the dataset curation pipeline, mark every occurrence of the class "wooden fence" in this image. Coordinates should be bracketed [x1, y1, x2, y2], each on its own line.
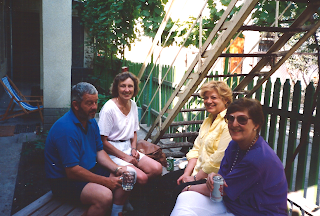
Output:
[216, 76, 319, 205]
[254, 78, 319, 203]
[122, 60, 320, 205]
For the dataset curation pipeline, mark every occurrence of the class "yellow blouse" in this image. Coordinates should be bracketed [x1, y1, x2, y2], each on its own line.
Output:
[186, 109, 231, 176]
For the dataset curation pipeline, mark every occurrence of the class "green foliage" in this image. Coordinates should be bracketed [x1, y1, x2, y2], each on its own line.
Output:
[22, 131, 49, 155]
[173, 0, 242, 48]
[287, 32, 319, 85]
[88, 55, 123, 95]
[98, 93, 112, 111]
[252, 1, 307, 26]
[34, 131, 49, 150]
[170, 0, 317, 49]
[77, 0, 174, 59]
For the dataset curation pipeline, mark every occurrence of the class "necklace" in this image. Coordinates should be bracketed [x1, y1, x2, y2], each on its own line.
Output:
[229, 135, 259, 173]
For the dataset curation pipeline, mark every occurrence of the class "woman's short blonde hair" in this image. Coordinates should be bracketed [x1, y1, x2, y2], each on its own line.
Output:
[199, 80, 233, 107]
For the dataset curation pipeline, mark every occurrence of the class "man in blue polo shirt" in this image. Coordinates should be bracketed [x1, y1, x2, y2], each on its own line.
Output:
[45, 82, 128, 216]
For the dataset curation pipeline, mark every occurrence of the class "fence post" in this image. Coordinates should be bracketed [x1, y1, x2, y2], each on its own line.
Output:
[295, 82, 315, 192]
[231, 73, 238, 90]
[261, 79, 271, 138]
[277, 79, 290, 162]
[227, 72, 231, 87]
[238, 76, 245, 98]
[285, 81, 301, 190]
[309, 92, 320, 204]
[247, 78, 254, 98]
[147, 64, 153, 127]
[268, 78, 281, 150]
[255, 80, 262, 102]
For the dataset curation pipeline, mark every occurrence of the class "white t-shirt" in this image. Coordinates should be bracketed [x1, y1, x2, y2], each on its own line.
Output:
[98, 99, 140, 141]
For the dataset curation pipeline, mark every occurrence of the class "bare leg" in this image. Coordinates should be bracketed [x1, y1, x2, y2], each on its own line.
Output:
[113, 187, 130, 205]
[137, 154, 162, 178]
[80, 183, 113, 216]
[127, 165, 148, 185]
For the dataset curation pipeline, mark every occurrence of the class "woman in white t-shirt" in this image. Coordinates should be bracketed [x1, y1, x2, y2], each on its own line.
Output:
[98, 72, 162, 186]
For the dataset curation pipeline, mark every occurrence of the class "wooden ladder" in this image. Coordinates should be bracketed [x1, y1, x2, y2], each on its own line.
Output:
[144, 0, 259, 144]
[143, 0, 320, 147]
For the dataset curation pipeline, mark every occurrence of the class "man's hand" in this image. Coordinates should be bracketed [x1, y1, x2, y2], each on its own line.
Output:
[103, 176, 122, 191]
[65, 165, 123, 191]
[115, 166, 127, 176]
[123, 154, 138, 166]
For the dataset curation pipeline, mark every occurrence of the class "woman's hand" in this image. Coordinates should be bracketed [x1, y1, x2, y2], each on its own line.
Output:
[181, 184, 211, 197]
[206, 172, 228, 193]
[123, 154, 138, 166]
[131, 148, 140, 160]
[177, 173, 194, 185]
[182, 185, 191, 192]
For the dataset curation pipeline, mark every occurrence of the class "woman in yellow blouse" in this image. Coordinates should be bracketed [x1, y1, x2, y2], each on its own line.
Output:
[149, 80, 233, 215]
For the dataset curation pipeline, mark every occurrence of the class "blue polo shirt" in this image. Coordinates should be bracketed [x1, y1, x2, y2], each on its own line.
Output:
[45, 110, 103, 179]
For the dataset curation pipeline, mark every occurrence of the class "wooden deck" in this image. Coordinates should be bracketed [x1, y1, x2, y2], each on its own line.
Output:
[12, 191, 87, 216]
[288, 192, 320, 216]
[13, 182, 320, 216]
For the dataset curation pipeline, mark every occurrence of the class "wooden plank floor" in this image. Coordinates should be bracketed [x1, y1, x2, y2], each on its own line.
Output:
[288, 192, 320, 216]
[12, 191, 87, 216]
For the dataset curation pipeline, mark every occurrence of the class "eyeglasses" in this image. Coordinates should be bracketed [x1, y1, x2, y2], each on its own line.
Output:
[225, 114, 251, 125]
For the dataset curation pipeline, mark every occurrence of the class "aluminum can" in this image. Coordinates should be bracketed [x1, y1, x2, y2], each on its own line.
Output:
[210, 176, 224, 202]
[166, 157, 174, 171]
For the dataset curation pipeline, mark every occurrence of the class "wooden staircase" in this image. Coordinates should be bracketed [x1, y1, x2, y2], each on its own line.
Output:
[140, 0, 320, 156]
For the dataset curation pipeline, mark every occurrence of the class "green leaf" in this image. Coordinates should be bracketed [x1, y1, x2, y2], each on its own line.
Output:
[141, 10, 150, 17]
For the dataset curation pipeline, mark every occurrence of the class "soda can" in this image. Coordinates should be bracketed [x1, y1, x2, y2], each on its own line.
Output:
[166, 157, 174, 171]
[210, 175, 224, 202]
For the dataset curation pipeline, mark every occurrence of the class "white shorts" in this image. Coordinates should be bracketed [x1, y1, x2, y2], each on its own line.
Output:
[171, 191, 235, 216]
[108, 140, 145, 166]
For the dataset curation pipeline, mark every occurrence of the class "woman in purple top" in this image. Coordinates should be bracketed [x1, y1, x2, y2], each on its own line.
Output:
[171, 98, 288, 216]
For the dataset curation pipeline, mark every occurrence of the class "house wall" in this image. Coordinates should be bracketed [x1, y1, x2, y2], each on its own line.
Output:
[41, 0, 72, 131]
[0, 1, 7, 79]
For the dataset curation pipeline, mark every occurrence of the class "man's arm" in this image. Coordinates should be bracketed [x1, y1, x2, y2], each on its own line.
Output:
[96, 149, 127, 175]
[65, 164, 121, 190]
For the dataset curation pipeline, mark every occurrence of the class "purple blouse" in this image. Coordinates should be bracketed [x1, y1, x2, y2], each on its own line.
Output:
[218, 136, 288, 216]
